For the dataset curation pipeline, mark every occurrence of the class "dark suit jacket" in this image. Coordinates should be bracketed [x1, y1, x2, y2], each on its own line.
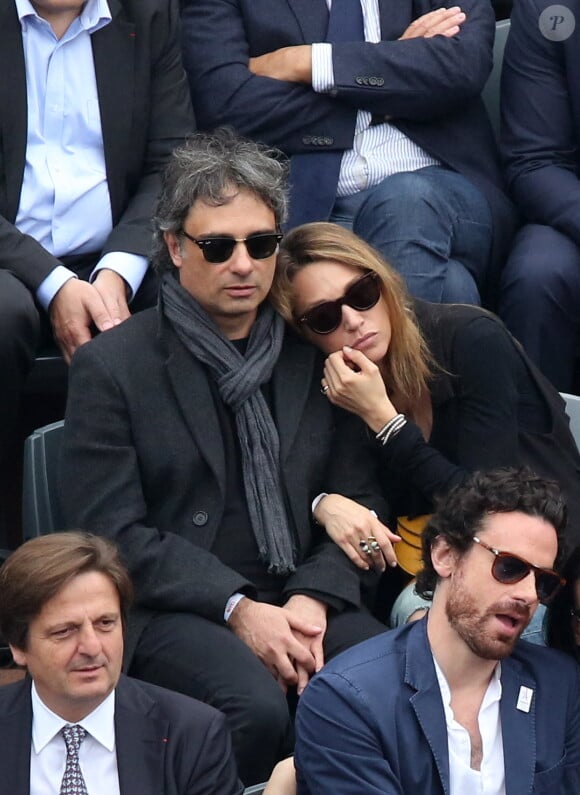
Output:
[59, 307, 384, 661]
[295, 618, 580, 794]
[501, 0, 580, 247]
[181, 0, 516, 292]
[0, 674, 243, 795]
[0, 0, 193, 292]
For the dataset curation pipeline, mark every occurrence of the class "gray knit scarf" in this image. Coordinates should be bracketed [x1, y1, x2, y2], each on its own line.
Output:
[160, 273, 296, 574]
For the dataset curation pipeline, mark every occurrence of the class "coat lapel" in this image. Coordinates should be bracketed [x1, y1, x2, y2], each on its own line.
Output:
[0, 679, 33, 795]
[91, 0, 134, 221]
[115, 677, 168, 795]
[378, 0, 414, 40]
[272, 331, 318, 463]
[499, 658, 536, 795]
[406, 622, 451, 794]
[0, 3, 28, 222]
[287, 0, 329, 42]
[162, 322, 227, 496]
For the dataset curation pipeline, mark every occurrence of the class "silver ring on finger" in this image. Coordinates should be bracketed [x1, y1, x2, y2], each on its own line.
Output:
[359, 540, 372, 556]
[369, 540, 381, 553]
[320, 384, 329, 395]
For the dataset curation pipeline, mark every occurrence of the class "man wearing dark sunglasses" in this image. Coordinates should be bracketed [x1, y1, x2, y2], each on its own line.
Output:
[59, 129, 388, 787]
[296, 468, 580, 794]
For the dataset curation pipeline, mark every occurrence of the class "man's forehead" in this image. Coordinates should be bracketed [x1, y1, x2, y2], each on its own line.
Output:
[187, 188, 272, 216]
[38, 572, 120, 616]
[476, 510, 558, 560]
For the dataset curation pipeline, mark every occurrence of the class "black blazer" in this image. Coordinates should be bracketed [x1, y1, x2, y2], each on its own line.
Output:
[0, 674, 243, 795]
[0, 0, 194, 291]
[60, 308, 384, 660]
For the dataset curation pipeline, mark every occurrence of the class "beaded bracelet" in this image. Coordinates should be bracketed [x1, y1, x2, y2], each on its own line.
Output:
[375, 413, 407, 446]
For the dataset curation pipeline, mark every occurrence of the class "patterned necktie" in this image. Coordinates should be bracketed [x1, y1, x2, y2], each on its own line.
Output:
[60, 724, 89, 795]
[286, 0, 365, 228]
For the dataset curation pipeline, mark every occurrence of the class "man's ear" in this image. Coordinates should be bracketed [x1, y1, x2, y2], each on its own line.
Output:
[164, 231, 183, 269]
[430, 536, 459, 580]
[9, 644, 27, 668]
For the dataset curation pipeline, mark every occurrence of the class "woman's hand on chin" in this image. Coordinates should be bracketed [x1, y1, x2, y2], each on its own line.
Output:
[314, 494, 400, 572]
[322, 347, 397, 431]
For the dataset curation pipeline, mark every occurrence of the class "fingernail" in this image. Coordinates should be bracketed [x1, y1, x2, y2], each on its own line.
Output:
[343, 345, 352, 352]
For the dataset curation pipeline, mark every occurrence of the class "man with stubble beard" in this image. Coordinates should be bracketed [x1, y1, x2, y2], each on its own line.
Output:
[296, 468, 580, 794]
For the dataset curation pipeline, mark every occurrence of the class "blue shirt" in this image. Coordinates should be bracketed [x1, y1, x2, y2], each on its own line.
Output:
[15, 0, 148, 308]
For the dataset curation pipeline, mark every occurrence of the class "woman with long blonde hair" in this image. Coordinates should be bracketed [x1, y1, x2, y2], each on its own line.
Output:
[271, 222, 580, 587]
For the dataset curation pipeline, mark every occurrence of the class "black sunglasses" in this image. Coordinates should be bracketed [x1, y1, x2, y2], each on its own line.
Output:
[181, 230, 283, 264]
[297, 270, 382, 335]
[472, 536, 565, 605]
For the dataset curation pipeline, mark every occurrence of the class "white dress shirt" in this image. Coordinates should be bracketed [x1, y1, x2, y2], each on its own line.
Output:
[434, 657, 506, 795]
[30, 682, 120, 795]
[311, 0, 440, 197]
[15, 0, 148, 308]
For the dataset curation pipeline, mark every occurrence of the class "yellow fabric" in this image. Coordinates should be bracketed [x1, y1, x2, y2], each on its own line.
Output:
[395, 515, 432, 575]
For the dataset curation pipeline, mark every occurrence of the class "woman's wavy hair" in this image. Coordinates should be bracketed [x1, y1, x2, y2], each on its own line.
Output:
[271, 222, 432, 402]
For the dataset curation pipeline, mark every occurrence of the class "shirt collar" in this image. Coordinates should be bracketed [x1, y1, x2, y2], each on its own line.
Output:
[15, 0, 112, 34]
[433, 653, 502, 716]
[31, 681, 116, 754]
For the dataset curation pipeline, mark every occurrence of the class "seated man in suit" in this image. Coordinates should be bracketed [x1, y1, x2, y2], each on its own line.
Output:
[59, 129, 388, 785]
[295, 468, 580, 793]
[181, 0, 515, 307]
[499, 0, 580, 392]
[0, 0, 193, 546]
[0, 531, 243, 794]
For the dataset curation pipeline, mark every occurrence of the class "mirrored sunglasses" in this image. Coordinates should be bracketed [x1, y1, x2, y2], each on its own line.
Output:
[472, 535, 565, 604]
[181, 230, 283, 263]
[297, 270, 382, 335]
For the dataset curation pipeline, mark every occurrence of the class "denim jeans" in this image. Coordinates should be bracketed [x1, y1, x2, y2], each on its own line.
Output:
[390, 580, 547, 646]
[330, 166, 492, 304]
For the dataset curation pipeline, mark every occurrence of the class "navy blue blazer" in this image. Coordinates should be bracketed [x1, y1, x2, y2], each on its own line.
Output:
[501, 0, 580, 248]
[0, 674, 243, 795]
[295, 619, 580, 794]
[181, 0, 516, 292]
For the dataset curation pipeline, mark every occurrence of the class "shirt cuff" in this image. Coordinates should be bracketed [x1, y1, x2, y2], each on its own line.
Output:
[224, 592, 247, 623]
[90, 252, 149, 302]
[311, 42, 335, 93]
[36, 266, 77, 311]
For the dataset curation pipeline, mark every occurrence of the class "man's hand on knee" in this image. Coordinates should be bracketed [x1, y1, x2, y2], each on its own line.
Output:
[228, 599, 323, 691]
[92, 269, 131, 325]
[49, 278, 118, 363]
[283, 595, 328, 694]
